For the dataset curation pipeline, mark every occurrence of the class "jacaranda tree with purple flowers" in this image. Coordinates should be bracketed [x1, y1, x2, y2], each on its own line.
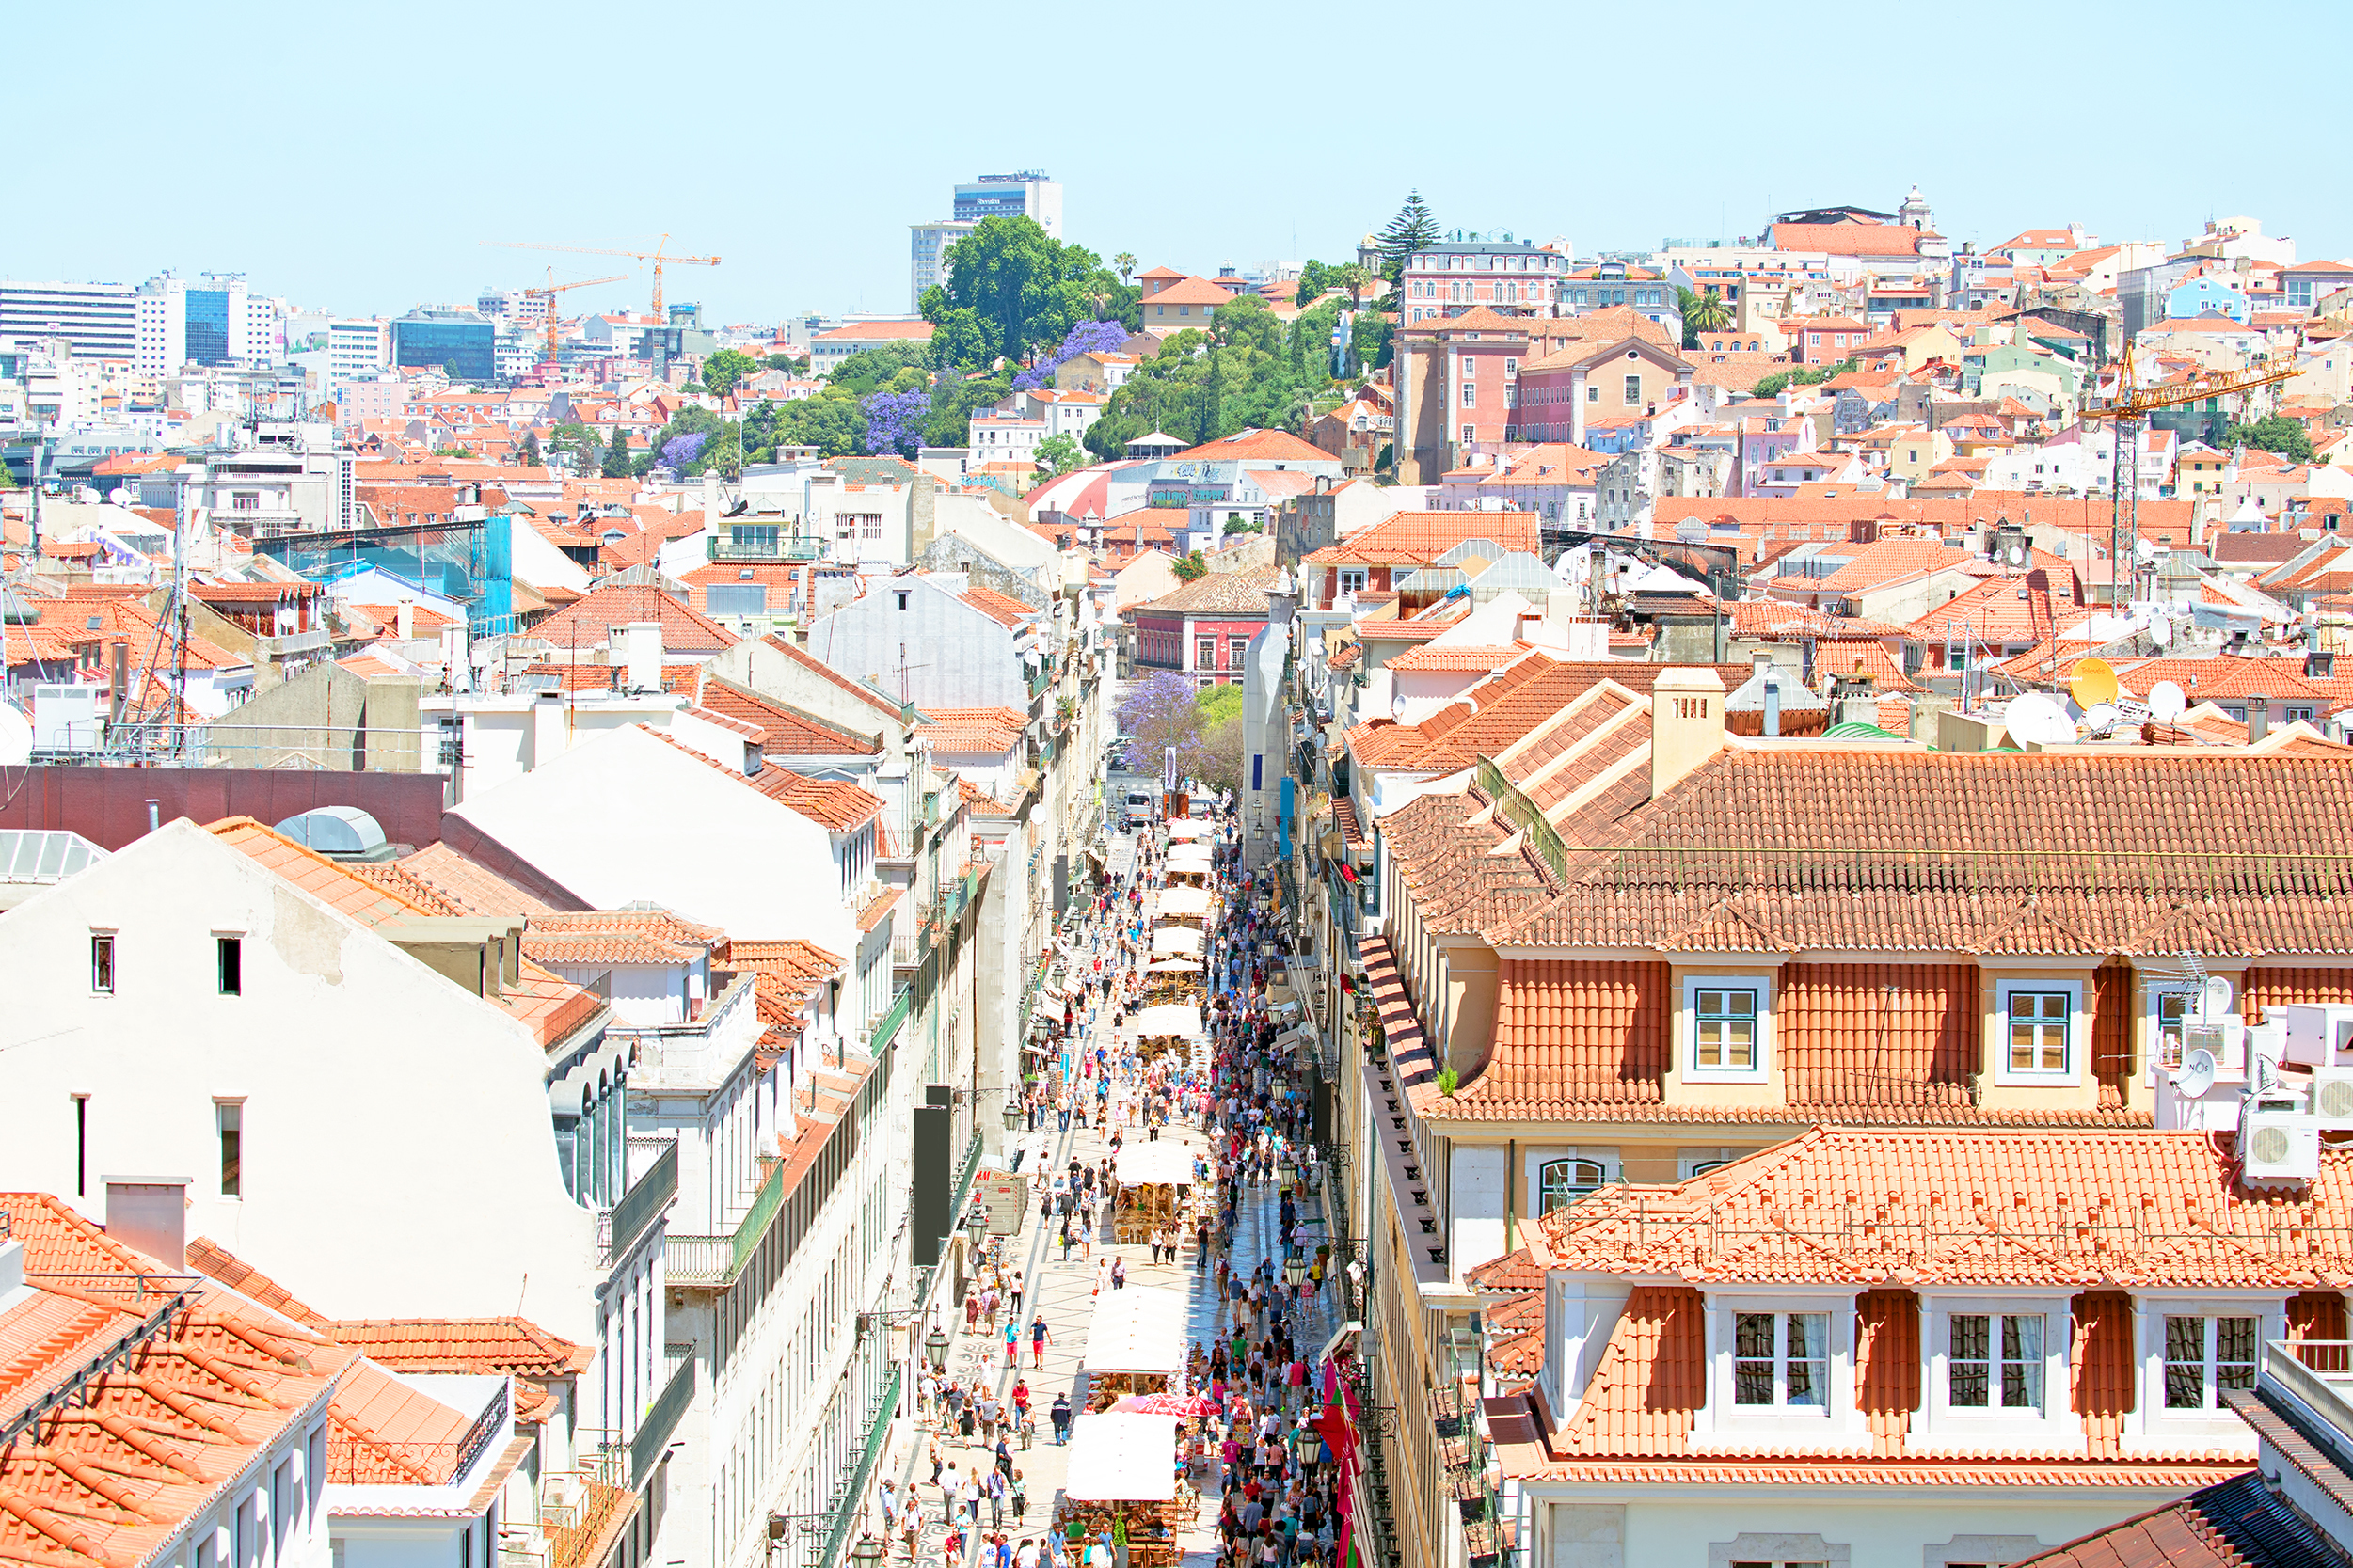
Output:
[1011, 318, 1139, 390]
[861, 389, 931, 457]
[660, 433, 707, 470]
[1114, 670, 1212, 781]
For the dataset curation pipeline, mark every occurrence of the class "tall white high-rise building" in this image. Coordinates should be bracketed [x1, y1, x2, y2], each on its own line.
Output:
[953, 171, 1061, 237]
[0, 280, 138, 359]
[909, 219, 977, 310]
[135, 274, 285, 372]
[327, 318, 391, 384]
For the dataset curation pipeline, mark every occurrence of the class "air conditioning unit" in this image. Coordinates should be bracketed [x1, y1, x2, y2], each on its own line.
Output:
[2313, 1068, 2353, 1130]
[2243, 1110, 2320, 1186]
[2186, 1020, 2247, 1072]
[2281, 1005, 2353, 1069]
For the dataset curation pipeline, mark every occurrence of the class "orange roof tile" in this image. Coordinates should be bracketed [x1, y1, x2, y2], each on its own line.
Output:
[1304, 512, 1543, 568]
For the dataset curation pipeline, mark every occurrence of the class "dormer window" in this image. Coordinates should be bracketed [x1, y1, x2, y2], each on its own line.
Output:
[1735, 1312, 1828, 1408]
[2164, 1314, 2257, 1409]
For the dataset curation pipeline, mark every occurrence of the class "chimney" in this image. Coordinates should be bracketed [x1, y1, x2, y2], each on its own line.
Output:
[110, 641, 128, 729]
[104, 1177, 189, 1268]
[396, 599, 415, 641]
[2247, 696, 2269, 743]
[1762, 667, 1782, 737]
[625, 620, 662, 693]
[703, 472, 721, 532]
[1649, 666, 1726, 799]
[530, 689, 567, 769]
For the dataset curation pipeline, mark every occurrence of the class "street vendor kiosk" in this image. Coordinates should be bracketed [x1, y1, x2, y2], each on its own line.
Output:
[1110, 1144, 1196, 1245]
[1079, 1286, 1189, 1403]
[1057, 1413, 1186, 1565]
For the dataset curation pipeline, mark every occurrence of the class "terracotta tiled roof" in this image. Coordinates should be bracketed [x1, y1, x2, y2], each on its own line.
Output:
[2015, 1473, 2324, 1568]
[957, 585, 1041, 628]
[1346, 659, 1751, 774]
[321, 1317, 593, 1378]
[208, 817, 601, 1050]
[183, 1235, 331, 1327]
[1382, 642, 1536, 673]
[753, 767, 888, 830]
[531, 583, 739, 654]
[725, 938, 845, 981]
[0, 1194, 358, 1568]
[1304, 512, 1543, 568]
[1136, 567, 1284, 616]
[1769, 221, 1927, 257]
[394, 842, 558, 918]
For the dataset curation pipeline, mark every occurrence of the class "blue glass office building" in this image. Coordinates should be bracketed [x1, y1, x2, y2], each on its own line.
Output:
[391, 310, 496, 383]
[185, 289, 231, 365]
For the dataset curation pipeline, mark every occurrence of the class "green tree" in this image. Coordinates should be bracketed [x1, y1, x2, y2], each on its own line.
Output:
[1677, 288, 1736, 347]
[1331, 263, 1371, 310]
[1171, 550, 1207, 582]
[764, 352, 806, 373]
[700, 349, 758, 398]
[1035, 433, 1084, 477]
[921, 215, 1120, 369]
[2224, 414, 2314, 464]
[600, 425, 632, 478]
[520, 430, 542, 467]
[924, 372, 1013, 448]
[1296, 260, 1332, 305]
[1113, 253, 1137, 286]
[1374, 191, 1440, 285]
[827, 342, 932, 394]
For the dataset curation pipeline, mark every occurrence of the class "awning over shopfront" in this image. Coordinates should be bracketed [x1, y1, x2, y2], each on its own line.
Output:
[1061, 1414, 1180, 1501]
[1151, 927, 1204, 957]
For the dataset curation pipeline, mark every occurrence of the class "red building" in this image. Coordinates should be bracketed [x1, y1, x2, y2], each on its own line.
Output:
[1127, 566, 1282, 685]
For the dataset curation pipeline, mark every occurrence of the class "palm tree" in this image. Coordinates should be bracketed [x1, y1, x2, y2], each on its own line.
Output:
[1332, 263, 1371, 312]
[1680, 288, 1736, 336]
[1113, 253, 1137, 286]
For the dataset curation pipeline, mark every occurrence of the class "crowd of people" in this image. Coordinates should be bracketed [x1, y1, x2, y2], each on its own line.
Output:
[889, 794, 1352, 1568]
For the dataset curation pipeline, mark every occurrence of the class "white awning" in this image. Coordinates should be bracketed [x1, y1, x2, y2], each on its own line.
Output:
[1060, 1413, 1179, 1501]
[1155, 886, 1213, 918]
[1151, 927, 1204, 957]
[1113, 1144, 1197, 1190]
[1129, 1003, 1202, 1038]
[1166, 845, 1214, 866]
[1146, 958, 1202, 974]
[1080, 1286, 1190, 1375]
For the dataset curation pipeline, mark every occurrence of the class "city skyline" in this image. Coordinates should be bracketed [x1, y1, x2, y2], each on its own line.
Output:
[8, 0, 2348, 324]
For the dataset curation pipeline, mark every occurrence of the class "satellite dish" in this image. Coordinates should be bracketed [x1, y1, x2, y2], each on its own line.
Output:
[2147, 614, 2172, 648]
[2068, 657, 2121, 709]
[2202, 974, 2236, 1022]
[0, 700, 29, 767]
[2134, 538, 2156, 562]
[2006, 542, 2028, 566]
[2149, 680, 2187, 722]
[2083, 702, 2119, 735]
[2173, 1048, 2218, 1100]
[2004, 691, 2075, 747]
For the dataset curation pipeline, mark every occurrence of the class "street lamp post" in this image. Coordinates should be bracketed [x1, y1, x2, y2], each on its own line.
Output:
[925, 1326, 951, 1373]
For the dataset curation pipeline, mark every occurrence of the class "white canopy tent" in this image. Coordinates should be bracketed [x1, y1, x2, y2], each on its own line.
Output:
[1145, 958, 1202, 974]
[1163, 819, 1212, 839]
[1151, 927, 1204, 957]
[1061, 1414, 1180, 1501]
[1165, 844, 1215, 866]
[1154, 885, 1213, 918]
[1112, 1145, 1197, 1191]
[1081, 1284, 1189, 1374]
[1130, 1003, 1203, 1038]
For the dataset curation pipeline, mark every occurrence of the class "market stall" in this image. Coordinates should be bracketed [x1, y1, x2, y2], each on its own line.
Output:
[1109, 1144, 1196, 1247]
[1080, 1286, 1189, 1398]
[1153, 885, 1214, 923]
[1056, 1413, 1186, 1565]
[1162, 819, 1212, 839]
[1150, 926, 1205, 958]
[1129, 1003, 1203, 1042]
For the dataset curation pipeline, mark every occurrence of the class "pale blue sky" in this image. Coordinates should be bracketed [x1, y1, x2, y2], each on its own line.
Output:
[8, 0, 2345, 325]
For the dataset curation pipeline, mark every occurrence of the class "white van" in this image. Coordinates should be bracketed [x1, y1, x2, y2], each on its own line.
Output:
[1122, 789, 1155, 832]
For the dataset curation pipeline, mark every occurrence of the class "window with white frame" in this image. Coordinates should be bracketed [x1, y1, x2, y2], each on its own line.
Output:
[1337, 568, 1366, 595]
[1734, 1311, 1828, 1408]
[1948, 1312, 2043, 1410]
[2164, 1314, 2258, 1409]
[1683, 975, 1770, 1080]
[1538, 1158, 1605, 1212]
[1995, 979, 2081, 1083]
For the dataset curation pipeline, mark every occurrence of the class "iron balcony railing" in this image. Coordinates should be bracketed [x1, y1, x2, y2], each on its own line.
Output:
[599, 1142, 676, 1268]
[453, 1377, 514, 1482]
[870, 985, 913, 1053]
[629, 1359, 694, 1492]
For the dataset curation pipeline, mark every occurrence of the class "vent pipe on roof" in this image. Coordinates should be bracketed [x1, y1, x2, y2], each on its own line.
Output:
[1763, 669, 1782, 737]
[2247, 697, 2269, 743]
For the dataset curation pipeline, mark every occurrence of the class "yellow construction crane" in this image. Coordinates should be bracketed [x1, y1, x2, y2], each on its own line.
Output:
[521, 270, 628, 365]
[2079, 334, 2302, 599]
[482, 235, 720, 322]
